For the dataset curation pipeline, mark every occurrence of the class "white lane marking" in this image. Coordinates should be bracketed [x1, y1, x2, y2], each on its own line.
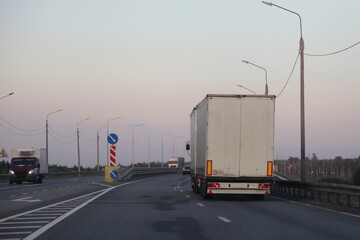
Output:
[180, 190, 183, 192]
[0, 231, 32, 235]
[218, 216, 231, 223]
[0, 221, 50, 225]
[185, 195, 190, 198]
[12, 197, 41, 203]
[0, 226, 41, 229]
[270, 196, 360, 219]
[27, 213, 63, 216]
[15, 217, 57, 220]
[23, 179, 146, 240]
[197, 203, 205, 207]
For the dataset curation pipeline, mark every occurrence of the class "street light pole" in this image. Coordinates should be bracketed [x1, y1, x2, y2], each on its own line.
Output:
[106, 117, 122, 166]
[161, 133, 171, 167]
[77, 117, 90, 173]
[242, 60, 268, 95]
[97, 125, 107, 171]
[263, 1, 306, 181]
[236, 85, 256, 95]
[131, 123, 144, 168]
[147, 128, 158, 168]
[46, 109, 62, 169]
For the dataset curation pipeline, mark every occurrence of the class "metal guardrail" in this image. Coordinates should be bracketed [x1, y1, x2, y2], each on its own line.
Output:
[271, 180, 360, 208]
[119, 167, 178, 181]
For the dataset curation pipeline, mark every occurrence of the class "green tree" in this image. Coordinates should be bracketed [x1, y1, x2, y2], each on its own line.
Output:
[0, 160, 10, 174]
[353, 166, 360, 185]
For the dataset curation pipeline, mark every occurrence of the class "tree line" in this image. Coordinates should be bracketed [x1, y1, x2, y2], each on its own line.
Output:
[0, 160, 168, 174]
[274, 154, 360, 185]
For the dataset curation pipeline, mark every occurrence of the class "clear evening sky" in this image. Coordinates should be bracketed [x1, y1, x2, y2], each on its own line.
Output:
[1, 0, 359, 167]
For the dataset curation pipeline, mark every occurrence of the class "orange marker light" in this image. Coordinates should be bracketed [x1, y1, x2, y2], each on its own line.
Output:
[206, 160, 212, 176]
[267, 161, 273, 176]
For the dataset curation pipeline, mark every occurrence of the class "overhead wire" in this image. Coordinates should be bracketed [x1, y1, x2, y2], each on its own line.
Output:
[48, 131, 76, 144]
[276, 41, 359, 97]
[0, 122, 45, 136]
[277, 52, 300, 97]
[0, 116, 44, 133]
[305, 41, 360, 57]
[48, 125, 76, 138]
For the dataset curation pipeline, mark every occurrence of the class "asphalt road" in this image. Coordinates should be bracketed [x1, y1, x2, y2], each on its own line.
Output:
[16, 173, 360, 240]
[0, 175, 108, 219]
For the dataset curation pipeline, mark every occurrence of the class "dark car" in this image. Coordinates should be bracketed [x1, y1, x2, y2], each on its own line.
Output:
[182, 165, 191, 175]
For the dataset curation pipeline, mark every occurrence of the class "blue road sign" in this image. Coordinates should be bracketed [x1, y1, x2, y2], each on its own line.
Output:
[110, 170, 118, 179]
[107, 133, 118, 145]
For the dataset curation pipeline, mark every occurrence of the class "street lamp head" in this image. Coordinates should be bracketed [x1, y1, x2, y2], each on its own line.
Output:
[242, 60, 249, 64]
[46, 109, 63, 119]
[236, 84, 256, 95]
[77, 117, 90, 127]
[262, 1, 273, 6]
[9, 92, 14, 96]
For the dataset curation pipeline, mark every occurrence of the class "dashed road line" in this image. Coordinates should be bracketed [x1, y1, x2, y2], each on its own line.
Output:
[218, 216, 231, 223]
[196, 203, 205, 207]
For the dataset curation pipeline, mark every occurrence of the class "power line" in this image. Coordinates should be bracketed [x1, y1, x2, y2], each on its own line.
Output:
[0, 116, 44, 132]
[0, 122, 44, 136]
[48, 131, 76, 144]
[277, 52, 300, 97]
[49, 125, 76, 138]
[305, 41, 360, 57]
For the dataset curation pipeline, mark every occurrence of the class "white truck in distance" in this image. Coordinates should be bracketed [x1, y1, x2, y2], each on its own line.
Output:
[9, 148, 47, 184]
[189, 94, 275, 199]
[168, 157, 185, 168]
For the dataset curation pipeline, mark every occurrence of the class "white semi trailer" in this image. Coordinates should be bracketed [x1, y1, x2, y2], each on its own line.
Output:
[189, 94, 275, 199]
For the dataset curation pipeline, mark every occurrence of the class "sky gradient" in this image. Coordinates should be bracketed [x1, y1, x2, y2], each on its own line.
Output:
[1, 0, 360, 167]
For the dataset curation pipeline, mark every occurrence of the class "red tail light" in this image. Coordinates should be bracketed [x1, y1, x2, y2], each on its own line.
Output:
[208, 183, 220, 188]
[259, 184, 270, 189]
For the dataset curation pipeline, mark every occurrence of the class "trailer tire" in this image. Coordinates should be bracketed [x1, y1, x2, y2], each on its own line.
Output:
[194, 179, 200, 194]
[9, 181, 13, 185]
[200, 181, 213, 199]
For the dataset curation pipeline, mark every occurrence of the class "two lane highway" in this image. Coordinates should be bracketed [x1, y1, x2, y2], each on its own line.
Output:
[26, 174, 360, 240]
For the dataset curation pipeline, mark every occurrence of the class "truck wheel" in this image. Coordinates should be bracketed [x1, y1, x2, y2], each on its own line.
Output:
[200, 182, 213, 199]
[9, 181, 13, 185]
[38, 177, 43, 184]
[17, 181, 22, 184]
[194, 179, 200, 194]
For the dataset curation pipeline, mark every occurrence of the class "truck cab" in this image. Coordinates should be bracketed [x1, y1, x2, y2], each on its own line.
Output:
[9, 148, 46, 184]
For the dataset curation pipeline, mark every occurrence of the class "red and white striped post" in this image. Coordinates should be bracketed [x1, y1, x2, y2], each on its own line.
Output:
[109, 146, 116, 167]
